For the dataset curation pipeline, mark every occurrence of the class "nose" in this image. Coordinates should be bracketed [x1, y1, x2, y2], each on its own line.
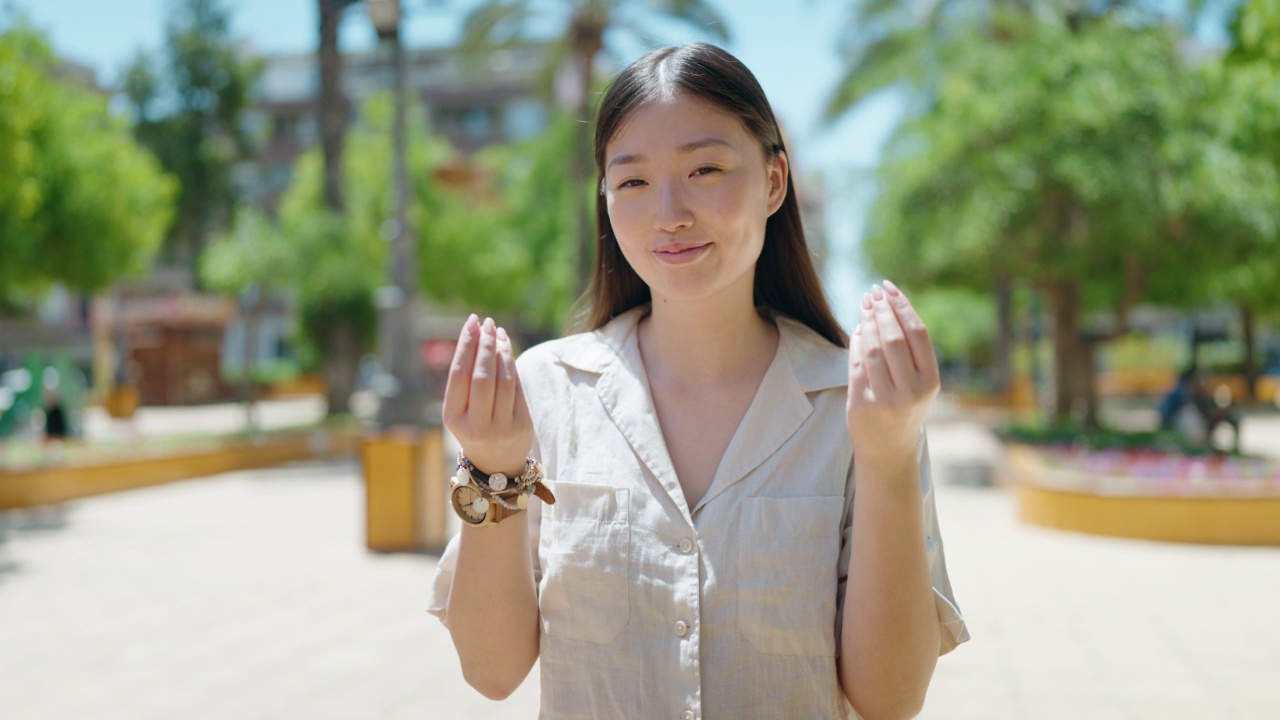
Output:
[653, 180, 693, 233]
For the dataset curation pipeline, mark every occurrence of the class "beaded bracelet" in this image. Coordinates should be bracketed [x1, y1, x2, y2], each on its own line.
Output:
[454, 453, 544, 510]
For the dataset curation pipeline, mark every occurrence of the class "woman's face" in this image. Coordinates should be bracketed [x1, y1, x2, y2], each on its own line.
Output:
[602, 91, 788, 306]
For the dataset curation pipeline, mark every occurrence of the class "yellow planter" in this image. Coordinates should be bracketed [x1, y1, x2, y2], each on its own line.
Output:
[953, 373, 1037, 413]
[359, 429, 449, 554]
[104, 385, 140, 419]
[1006, 444, 1280, 546]
[1096, 368, 1177, 398]
[262, 374, 327, 399]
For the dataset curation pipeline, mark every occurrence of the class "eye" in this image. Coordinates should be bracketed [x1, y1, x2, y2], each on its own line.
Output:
[692, 166, 720, 177]
[617, 178, 647, 189]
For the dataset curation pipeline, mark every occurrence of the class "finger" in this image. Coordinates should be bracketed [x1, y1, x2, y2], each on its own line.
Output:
[848, 323, 870, 400]
[494, 326, 517, 421]
[872, 284, 916, 391]
[471, 317, 498, 416]
[859, 293, 894, 398]
[883, 280, 940, 389]
[443, 314, 480, 419]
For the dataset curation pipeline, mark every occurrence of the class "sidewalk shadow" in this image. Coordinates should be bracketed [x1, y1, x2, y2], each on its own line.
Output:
[0, 504, 73, 586]
[0, 504, 72, 538]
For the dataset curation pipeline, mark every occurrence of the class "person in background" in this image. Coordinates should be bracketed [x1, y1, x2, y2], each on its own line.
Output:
[42, 388, 68, 444]
[1159, 363, 1241, 453]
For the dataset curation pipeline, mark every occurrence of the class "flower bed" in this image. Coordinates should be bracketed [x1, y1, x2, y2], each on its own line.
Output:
[1004, 439, 1280, 545]
[1030, 446, 1280, 497]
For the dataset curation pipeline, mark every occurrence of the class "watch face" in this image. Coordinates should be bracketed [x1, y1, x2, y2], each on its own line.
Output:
[451, 484, 490, 526]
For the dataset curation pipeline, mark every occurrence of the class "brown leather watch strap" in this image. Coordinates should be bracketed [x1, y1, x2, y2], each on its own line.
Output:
[532, 482, 556, 505]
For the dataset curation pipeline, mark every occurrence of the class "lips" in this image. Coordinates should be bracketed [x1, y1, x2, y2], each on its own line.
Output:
[653, 242, 711, 264]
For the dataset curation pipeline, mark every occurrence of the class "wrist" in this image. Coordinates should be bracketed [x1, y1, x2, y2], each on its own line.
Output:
[852, 452, 921, 493]
[450, 451, 555, 527]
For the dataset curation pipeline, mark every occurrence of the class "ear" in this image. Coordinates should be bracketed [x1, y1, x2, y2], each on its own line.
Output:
[765, 150, 789, 217]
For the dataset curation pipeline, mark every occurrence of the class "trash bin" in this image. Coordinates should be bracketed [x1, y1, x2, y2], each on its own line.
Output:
[105, 383, 139, 419]
[359, 427, 448, 553]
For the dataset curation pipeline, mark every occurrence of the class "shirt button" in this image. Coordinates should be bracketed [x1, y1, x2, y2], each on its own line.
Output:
[678, 537, 694, 554]
[682, 711, 696, 720]
[674, 620, 689, 637]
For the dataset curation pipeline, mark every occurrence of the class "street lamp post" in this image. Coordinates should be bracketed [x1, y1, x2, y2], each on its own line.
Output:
[367, 0, 428, 428]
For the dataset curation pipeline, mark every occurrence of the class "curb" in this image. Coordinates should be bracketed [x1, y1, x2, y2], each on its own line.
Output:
[0, 430, 357, 510]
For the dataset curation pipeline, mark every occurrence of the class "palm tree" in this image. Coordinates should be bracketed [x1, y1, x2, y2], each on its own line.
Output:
[460, 0, 729, 297]
[318, 0, 361, 213]
[315, 0, 363, 414]
[826, 0, 1229, 121]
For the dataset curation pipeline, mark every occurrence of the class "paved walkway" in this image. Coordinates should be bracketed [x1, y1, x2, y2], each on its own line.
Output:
[2, 416, 1278, 719]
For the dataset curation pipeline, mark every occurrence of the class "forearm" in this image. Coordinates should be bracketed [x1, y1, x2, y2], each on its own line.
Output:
[447, 513, 540, 700]
[840, 456, 940, 719]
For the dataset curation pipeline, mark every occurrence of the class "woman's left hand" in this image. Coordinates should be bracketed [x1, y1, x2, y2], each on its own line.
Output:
[846, 280, 940, 475]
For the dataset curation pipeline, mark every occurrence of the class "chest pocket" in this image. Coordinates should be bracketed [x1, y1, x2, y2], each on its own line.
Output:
[737, 496, 844, 656]
[538, 481, 631, 644]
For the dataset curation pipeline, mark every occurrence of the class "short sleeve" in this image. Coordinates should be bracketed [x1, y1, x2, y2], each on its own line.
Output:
[835, 428, 970, 656]
[918, 430, 970, 655]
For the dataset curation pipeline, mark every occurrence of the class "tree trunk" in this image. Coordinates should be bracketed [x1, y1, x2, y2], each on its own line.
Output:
[571, 54, 594, 298]
[1241, 303, 1257, 402]
[318, 0, 346, 213]
[993, 278, 1014, 394]
[1045, 278, 1099, 427]
[562, 21, 603, 299]
[323, 321, 359, 416]
[317, 0, 354, 420]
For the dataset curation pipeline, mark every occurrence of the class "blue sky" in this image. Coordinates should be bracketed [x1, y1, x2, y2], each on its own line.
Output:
[13, 0, 899, 326]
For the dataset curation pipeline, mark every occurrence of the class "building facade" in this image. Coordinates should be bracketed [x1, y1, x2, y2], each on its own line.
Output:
[244, 43, 550, 213]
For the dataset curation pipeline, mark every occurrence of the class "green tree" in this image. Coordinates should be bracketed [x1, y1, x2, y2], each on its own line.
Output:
[425, 112, 586, 337]
[247, 94, 434, 416]
[0, 26, 176, 307]
[121, 0, 259, 276]
[860, 12, 1278, 426]
[1206, 0, 1280, 397]
[829, 1, 1234, 401]
[461, 0, 729, 297]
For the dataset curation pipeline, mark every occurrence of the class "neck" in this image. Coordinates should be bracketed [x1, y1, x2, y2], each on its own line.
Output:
[638, 287, 778, 389]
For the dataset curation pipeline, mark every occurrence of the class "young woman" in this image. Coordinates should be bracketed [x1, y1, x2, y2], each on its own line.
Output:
[428, 42, 967, 719]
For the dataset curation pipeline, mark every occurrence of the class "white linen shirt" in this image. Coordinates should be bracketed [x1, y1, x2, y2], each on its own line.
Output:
[429, 307, 969, 720]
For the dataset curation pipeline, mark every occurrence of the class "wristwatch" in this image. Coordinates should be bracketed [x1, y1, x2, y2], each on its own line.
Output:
[449, 454, 555, 526]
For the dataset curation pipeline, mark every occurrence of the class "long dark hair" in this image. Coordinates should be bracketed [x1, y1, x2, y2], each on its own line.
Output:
[574, 42, 847, 348]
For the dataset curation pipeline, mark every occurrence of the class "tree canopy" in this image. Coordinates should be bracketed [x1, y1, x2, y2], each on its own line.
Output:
[121, 0, 259, 274]
[0, 25, 175, 307]
[856, 10, 1279, 423]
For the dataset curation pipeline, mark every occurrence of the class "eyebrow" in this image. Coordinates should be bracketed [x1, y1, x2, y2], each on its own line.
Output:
[606, 137, 735, 170]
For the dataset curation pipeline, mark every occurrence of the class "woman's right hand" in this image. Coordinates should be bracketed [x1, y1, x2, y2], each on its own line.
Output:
[442, 314, 533, 478]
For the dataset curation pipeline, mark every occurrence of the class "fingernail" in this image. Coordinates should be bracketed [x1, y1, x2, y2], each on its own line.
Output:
[861, 294, 872, 311]
[465, 314, 479, 335]
[496, 327, 509, 342]
[883, 279, 901, 296]
[854, 323, 862, 336]
[871, 285, 884, 302]
[483, 317, 495, 333]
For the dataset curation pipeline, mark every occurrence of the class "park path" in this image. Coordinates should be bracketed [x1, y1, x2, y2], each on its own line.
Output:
[1, 411, 1278, 719]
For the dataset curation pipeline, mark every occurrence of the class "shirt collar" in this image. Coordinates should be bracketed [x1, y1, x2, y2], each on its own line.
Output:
[550, 305, 848, 394]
